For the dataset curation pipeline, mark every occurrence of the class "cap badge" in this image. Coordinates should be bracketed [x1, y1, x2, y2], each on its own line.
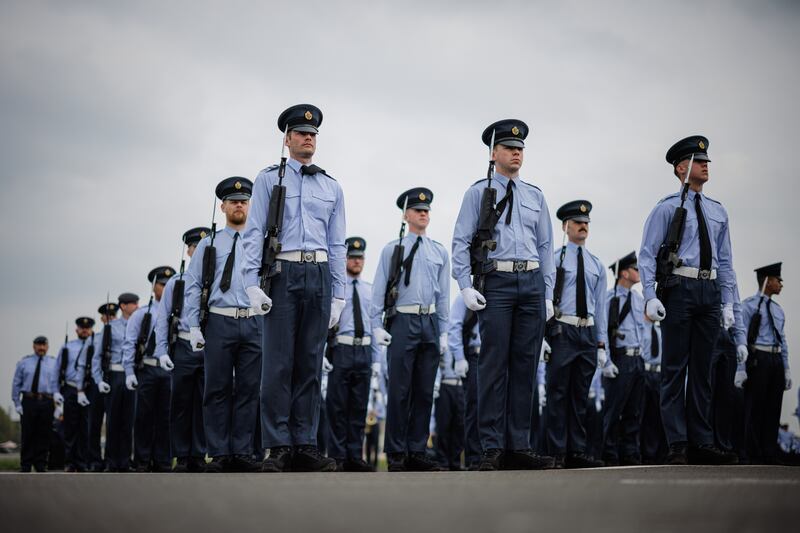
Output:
[353, 241, 361, 248]
[165, 269, 172, 276]
[580, 204, 587, 213]
[234, 181, 242, 190]
[699, 141, 705, 149]
[511, 126, 520, 136]
[200, 231, 207, 238]
[419, 192, 426, 201]
[304, 110, 313, 121]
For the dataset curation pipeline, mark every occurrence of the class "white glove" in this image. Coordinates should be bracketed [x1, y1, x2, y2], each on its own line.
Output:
[322, 358, 334, 373]
[439, 333, 448, 355]
[597, 348, 607, 368]
[546, 299, 555, 321]
[454, 358, 469, 378]
[54, 392, 64, 406]
[77, 391, 90, 406]
[433, 380, 440, 400]
[646, 298, 666, 321]
[15, 405, 23, 415]
[602, 363, 619, 379]
[98, 381, 111, 394]
[786, 370, 793, 391]
[373, 327, 392, 346]
[126, 374, 138, 391]
[329, 298, 346, 329]
[736, 345, 748, 365]
[461, 287, 487, 311]
[722, 303, 735, 329]
[189, 327, 206, 352]
[541, 339, 551, 362]
[734, 370, 747, 389]
[245, 285, 272, 316]
[158, 354, 175, 371]
[54, 405, 63, 420]
[370, 362, 381, 390]
[538, 383, 547, 407]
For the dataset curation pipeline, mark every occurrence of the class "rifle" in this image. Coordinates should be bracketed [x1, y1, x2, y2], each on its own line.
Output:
[58, 323, 69, 389]
[168, 241, 187, 356]
[655, 153, 694, 300]
[100, 292, 113, 384]
[325, 325, 338, 364]
[607, 261, 626, 349]
[259, 128, 288, 301]
[470, 129, 499, 293]
[462, 309, 478, 356]
[135, 278, 156, 370]
[747, 278, 768, 354]
[383, 196, 409, 329]
[552, 226, 568, 320]
[199, 196, 218, 333]
[84, 332, 95, 386]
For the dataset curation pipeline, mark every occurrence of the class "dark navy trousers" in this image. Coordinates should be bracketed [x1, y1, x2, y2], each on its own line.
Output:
[434, 382, 465, 468]
[639, 369, 667, 463]
[743, 350, 785, 462]
[61, 385, 88, 470]
[104, 371, 135, 471]
[170, 338, 205, 460]
[545, 323, 596, 456]
[20, 396, 54, 470]
[711, 328, 738, 452]
[262, 261, 331, 448]
[203, 313, 262, 457]
[85, 380, 106, 470]
[602, 351, 644, 461]
[660, 277, 720, 446]
[477, 269, 546, 451]
[463, 349, 481, 467]
[384, 313, 439, 454]
[326, 344, 371, 461]
[133, 364, 171, 468]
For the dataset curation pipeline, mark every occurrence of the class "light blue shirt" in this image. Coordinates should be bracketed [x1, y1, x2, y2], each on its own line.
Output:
[12, 354, 59, 408]
[447, 293, 480, 364]
[92, 317, 129, 384]
[553, 242, 609, 346]
[742, 292, 789, 370]
[730, 283, 747, 348]
[452, 173, 555, 295]
[606, 285, 646, 351]
[242, 158, 347, 299]
[338, 275, 381, 364]
[154, 268, 194, 357]
[56, 337, 93, 390]
[185, 226, 250, 328]
[122, 302, 161, 376]
[643, 321, 661, 366]
[639, 189, 735, 304]
[369, 231, 451, 334]
[536, 359, 546, 386]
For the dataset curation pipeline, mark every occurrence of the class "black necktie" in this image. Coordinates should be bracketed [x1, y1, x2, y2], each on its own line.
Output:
[695, 195, 712, 271]
[766, 299, 781, 344]
[219, 232, 239, 293]
[651, 324, 660, 358]
[301, 164, 325, 176]
[352, 279, 364, 339]
[403, 236, 423, 286]
[495, 180, 514, 225]
[619, 292, 632, 324]
[576, 246, 588, 318]
[74, 338, 86, 370]
[31, 356, 43, 394]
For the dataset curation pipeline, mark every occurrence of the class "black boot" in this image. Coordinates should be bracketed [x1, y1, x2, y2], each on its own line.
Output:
[204, 456, 229, 473]
[688, 444, 738, 465]
[343, 458, 375, 472]
[261, 446, 292, 473]
[666, 443, 688, 465]
[230, 454, 261, 472]
[387, 453, 407, 472]
[407, 452, 443, 472]
[565, 453, 604, 468]
[504, 449, 555, 470]
[292, 446, 337, 472]
[173, 458, 189, 473]
[478, 448, 504, 471]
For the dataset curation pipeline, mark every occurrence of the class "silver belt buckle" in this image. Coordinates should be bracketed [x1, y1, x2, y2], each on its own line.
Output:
[236, 308, 249, 319]
[577, 318, 588, 327]
[699, 270, 710, 280]
[302, 251, 316, 264]
[513, 260, 526, 272]
[353, 337, 363, 346]
[420, 305, 431, 314]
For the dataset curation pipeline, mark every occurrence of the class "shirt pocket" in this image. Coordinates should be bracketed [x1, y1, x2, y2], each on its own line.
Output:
[518, 197, 541, 233]
[308, 190, 335, 223]
[284, 191, 301, 223]
[425, 252, 444, 286]
[706, 209, 726, 239]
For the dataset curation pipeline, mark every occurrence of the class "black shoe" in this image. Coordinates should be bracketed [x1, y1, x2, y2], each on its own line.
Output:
[64, 464, 78, 473]
[478, 448, 504, 471]
[20, 465, 32, 473]
[230, 454, 261, 472]
[262, 446, 292, 473]
[688, 444, 738, 465]
[566, 453, 604, 469]
[173, 458, 189, 473]
[188, 457, 206, 472]
[387, 453, 407, 472]
[151, 463, 171, 473]
[621, 455, 642, 466]
[449, 465, 466, 471]
[666, 443, 688, 465]
[602, 455, 620, 467]
[292, 446, 337, 472]
[343, 458, 375, 472]
[204, 456, 229, 473]
[553, 455, 565, 469]
[504, 449, 555, 470]
[135, 464, 150, 473]
[467, 462, 480, 471]
[407, 452, 443, 472]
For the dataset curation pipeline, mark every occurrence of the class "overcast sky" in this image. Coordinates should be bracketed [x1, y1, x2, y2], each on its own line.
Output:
[2, 0, 799, 427]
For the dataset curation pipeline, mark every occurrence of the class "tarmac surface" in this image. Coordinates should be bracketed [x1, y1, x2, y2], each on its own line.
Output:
[1, 466, 798, 533]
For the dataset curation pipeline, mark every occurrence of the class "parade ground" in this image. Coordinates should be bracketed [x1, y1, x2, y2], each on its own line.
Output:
[1, 466, 798, 533]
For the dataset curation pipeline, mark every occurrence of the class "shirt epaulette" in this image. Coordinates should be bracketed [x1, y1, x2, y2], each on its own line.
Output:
[519, 179, 541, 192]
[657, 192, 681, 204]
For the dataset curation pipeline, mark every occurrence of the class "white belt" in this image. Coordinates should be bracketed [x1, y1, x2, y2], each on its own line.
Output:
[495, 260, 540, 273]
[66, 381, 79, 389]
[178, 331, 191, 341]
[141, 357, 159, 367]
[673, 266, 717, 280]
[210, 306, 256, 319]
[396, 303, 437, 315]
[336, 335, 372, 346]
[110, 363, 125, 372]
[441, 378, 462, 386]
[753, 344, 782, 354]
[276, 250, 328, 263]
[614, 347, 641, 357]
[556, 315, 594, 327]
[644, 363, 661, 372]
